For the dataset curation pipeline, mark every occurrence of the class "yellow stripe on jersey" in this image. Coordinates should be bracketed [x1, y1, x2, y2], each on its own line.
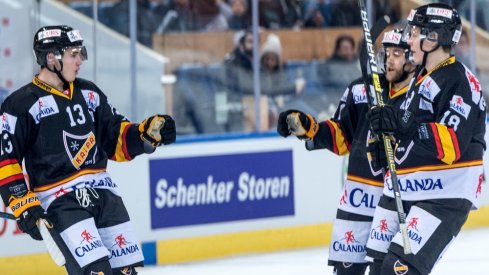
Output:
[346, 175, 384, 187]
[0, 163, 23, 181]
[396, 160, 482, 175]
[325, 120, 349, 155]
[33, 168, 106, 192]
[113, 122, 133, 162]
[430, 123, 460, 165]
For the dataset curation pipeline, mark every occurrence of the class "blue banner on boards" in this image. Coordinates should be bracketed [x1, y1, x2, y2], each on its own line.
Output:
[149, 150, 295, 229]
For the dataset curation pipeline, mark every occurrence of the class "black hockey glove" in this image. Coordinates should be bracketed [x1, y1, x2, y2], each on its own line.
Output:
[367, 137, 388, 171]
[277, 109, 318, 140]
[139, 114, 176, 147]
[366, 105, 398, 135]
[9, 191, 45, 241]
[367, 105, 420, 142]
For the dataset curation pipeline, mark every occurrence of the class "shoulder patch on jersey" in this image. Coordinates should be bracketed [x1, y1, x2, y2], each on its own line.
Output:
[1, 113, 17, 134]
[450, 95, 471, 119]
[418, 76, 440, 101]
[81, 89, 100, 111]
[351, 84, 369, 104]
[28, 95, 60, 124]
[464, 66, 482, 104]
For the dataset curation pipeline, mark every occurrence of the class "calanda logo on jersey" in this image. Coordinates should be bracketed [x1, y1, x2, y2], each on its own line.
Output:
[450, 95, 471, 119]
[370, 218, 395, 242]
[63, 131, 97, 169]
[28, 95, 60, 124]
[332, 231, 366, 253]
[75, 229, 104, 257]
[1, 112, 16, 134]
[352, 85, 368, 104]
[406, 217, 423, 244]
[109, 234, 141, 259]
[386, 176, 443, 193]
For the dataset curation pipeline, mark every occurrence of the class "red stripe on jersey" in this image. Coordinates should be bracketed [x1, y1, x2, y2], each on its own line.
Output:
[448, 127, 461, 162]
[0, 159, 18, 168]
[325, 120, 338, 155]
[430, 123, 444, 160]
[121, 123, 133, 161]
[0, 173, 24, 187]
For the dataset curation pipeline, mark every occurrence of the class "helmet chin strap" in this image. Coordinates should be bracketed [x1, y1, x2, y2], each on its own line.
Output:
[419, 38, 440, 69]
[46, 60, 69, 90]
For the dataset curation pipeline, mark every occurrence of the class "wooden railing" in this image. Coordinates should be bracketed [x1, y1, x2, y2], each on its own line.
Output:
[152, 28, 364, 73]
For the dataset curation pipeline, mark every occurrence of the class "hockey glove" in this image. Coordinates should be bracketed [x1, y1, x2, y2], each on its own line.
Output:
[139, 114, 176, 147]
[9, 191, 45, 241]
[367, 137, 388, 171]
[277, 109, 318, 140]
[367, 105, 398, 135]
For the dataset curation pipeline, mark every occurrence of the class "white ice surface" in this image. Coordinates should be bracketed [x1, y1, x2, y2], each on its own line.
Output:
[137, 227, 489, 275]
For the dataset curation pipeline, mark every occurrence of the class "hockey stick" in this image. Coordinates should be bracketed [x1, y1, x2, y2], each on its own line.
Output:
[0, 211, 66, 266]
[357, 0, 412, 254]
[0, 211, 15, 220]
[359, 15, 390, 109]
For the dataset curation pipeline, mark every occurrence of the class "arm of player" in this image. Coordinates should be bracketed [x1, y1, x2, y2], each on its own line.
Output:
[408, 81, 485, 165]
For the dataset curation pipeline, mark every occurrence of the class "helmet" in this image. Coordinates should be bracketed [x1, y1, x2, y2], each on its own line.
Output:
[404, 3, 462, 46]
[377, 28, 411, 74]
[33, 25, 87, 67]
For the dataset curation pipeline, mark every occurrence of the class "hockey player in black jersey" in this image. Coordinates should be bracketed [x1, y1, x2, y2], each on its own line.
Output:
[276, 27, 415, 275]
[0, 25, 176, 274]
[366, 3, 485, 275]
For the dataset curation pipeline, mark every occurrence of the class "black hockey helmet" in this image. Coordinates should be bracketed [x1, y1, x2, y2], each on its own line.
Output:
[404, 3, 462, 47]
[33, 25, 87, 67]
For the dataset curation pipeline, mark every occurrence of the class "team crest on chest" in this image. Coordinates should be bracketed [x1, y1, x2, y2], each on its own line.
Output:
[63, 131, 97, 169]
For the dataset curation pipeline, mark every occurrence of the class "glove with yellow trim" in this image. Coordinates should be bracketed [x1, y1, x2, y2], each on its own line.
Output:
[139, 114, 176, 147]
[367, 136, 387, 171]
[277, 109, 318, 140]
[9, 191, 45, 241]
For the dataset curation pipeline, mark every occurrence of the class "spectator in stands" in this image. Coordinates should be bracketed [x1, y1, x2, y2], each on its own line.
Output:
[329, 0, 361, 26]
[260, 34, 305, 128]
[303, 0, 332, 28]
[193, 0, 229, 32]
[329, 34, 357, 62]
[155, 0, 196, 34]
[259, 0, 303, 30]
[317, 34, 361, 105]
[227, 0, 251, 30]
[222, 30, 255, 131]
[106, 0, 157, 47]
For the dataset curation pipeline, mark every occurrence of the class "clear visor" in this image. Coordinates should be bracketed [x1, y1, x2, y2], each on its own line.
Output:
[376, 47, 387, 74]
[377, 46, 413, 73]
[62, 46, 88, 61]
[402, 25, 438, 43]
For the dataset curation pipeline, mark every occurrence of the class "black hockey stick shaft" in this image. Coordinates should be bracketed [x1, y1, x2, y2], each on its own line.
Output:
[359, 15, 390, 108]
[0, 211, 15, 220]
[358, 0, 412, 254]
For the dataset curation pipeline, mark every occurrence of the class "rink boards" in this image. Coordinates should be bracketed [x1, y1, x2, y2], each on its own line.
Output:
[1, 133, 489, 274]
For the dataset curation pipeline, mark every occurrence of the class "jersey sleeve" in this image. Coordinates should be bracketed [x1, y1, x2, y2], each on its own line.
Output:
[306, 84, 356, 155]
[411, 69, 485, 165]
[0, 97, 34, 206]
[89, 85, 145, 162]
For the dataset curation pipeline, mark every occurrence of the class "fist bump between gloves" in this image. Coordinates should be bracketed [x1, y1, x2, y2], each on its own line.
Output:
[139, 114, 176, 147]
[277, 109, 318, 140]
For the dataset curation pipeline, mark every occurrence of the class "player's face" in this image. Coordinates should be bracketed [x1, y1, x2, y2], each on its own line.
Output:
[61, 46, 86, 82]
[407, 26, 438, 65]
[384, 47, 406, 82]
